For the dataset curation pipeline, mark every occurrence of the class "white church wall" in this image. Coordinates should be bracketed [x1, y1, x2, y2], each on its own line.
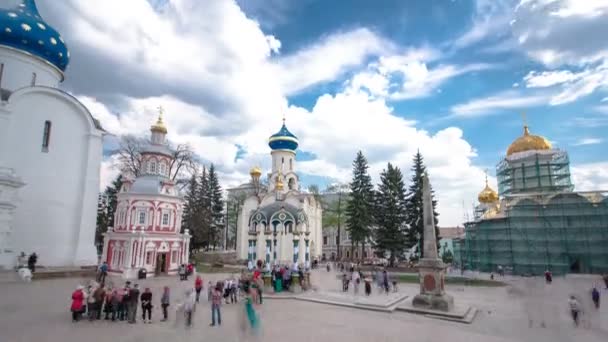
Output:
[6, 88, 101, 266]
[0, 48, 62, 90]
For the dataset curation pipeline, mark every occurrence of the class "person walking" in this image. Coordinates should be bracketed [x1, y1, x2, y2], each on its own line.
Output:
[128, 284, 140, 324]
[592, 287, 600, 309]
[70, 285, 85, 322]
[194, 275, 203, 303]
[160, 286, 170, 322]
[568, 295, 581, 327]
[110, 288, 120, 321]
[210, 283, 222, 326]
[364, 276, 372, 296]
[93, 284, 106, 320]
[97, 261, 108, 284]
[140, 287, 153, 323]
[183, 289, 195, 328]
[352, 270, 360, 295]
[27, 252, 37, 273]
[230, 277, 238, 303]
[178, 264, 186, 281]
[382, 270, 390, 295]
[86, 284, 98, 321]
[104, 287, 114, 320]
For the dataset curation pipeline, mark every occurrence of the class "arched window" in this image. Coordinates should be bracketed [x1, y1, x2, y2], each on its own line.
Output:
[160, 162, 166, 176]
[41, 120, 51, 152]
[150, 161, 157, 174]
[288, 178, 295, 190]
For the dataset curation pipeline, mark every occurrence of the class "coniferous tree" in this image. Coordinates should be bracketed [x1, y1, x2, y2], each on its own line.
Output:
[345, 151, 375, 260]
[95, 175, 123, 252]
[196, 166, 212, 250]
[182, 171, 199, 252]
[405, 151, 440, 258]
[374, 163, 408, 266]
[207, 164, 224, 249]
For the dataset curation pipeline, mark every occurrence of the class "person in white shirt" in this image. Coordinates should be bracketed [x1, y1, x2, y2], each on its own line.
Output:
[568, 295, 581, 327]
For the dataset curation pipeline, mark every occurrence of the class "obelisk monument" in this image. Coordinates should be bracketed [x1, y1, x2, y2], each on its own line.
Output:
[412, 174, 454, 311]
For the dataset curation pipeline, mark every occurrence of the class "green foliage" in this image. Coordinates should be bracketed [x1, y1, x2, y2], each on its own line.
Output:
[345, 151, 375, 258]
[405, 151, 440, 258]
[95, 175, 123, 253]
[373, 163, 408, 266]
[322, 183, 349, 259]
[183, 165, 225, 252]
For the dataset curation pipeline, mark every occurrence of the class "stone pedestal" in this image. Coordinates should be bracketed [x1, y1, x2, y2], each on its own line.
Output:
[303, 272, 311, 290]
[263, 273, 272, 290]
[291, 274, 302, 293]
[412, 258, 454, 311]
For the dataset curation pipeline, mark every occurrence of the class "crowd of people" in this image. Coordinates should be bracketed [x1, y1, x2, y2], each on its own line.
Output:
[69, 267, 264, 335]
[334, 262, 396, 296]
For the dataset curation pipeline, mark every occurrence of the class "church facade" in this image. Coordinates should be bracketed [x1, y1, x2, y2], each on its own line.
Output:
[0, 0, 103, 268]
[232, 120, 322, 268]
[102, 111, 191, 279]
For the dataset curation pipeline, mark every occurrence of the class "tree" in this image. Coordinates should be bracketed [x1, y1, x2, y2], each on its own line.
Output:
[181, 172, 199, 252]
[405, 151, 440, 258]
[95, 175, 123, 253]
[115, 135, 197, 189]
[207, 164, 224, 250]
[345, 151, 375, 260]
[374, 163, 408, 266]
[323, 183, 349, 260]
[195, 166, 212, 251]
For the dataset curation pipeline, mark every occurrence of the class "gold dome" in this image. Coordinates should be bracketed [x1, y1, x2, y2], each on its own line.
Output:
[506, 125, 551, 156]
[151, 106, 168, 134]
[478, 175, 499, 204]
[250, 166, 262, 177]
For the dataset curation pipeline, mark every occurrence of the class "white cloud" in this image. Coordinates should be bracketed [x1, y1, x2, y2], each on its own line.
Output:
[573, 138, 603, 146]
[345, 47, 491, 100]
[273, 28, 392, 95]
[571, 161, 608, 191]
[524, 70, 580, 88]
[452, 0, 515, 48]
[266, 35, 282, 54]
[548, 0, 608, 18]
[99, 155, 121, 191]
[450, 91, 548, 117]
[37, 0, 498, 226]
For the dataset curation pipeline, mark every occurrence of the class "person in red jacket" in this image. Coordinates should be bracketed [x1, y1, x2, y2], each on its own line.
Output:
[71, 285, 85, 322]
[194, 275, 203, 303]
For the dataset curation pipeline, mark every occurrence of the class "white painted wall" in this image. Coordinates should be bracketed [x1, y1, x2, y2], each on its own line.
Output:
[0, 47, 62, 90]
[4, 87, 102, 266]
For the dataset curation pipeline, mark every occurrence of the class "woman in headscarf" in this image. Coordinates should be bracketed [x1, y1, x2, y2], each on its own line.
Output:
[240, 281, 260, 337]
[71, 285, 85, 322]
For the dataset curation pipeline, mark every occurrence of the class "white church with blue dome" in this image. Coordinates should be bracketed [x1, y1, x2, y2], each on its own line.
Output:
[0, 0, 103, 268]
[234, 120, 323, 268]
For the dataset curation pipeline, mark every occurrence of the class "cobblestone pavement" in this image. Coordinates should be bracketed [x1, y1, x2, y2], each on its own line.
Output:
[0, 270, 606, 342]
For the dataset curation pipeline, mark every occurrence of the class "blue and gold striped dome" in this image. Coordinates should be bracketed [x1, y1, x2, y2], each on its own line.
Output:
[268, 120, 299, 152]
[0, 0, 69, 72]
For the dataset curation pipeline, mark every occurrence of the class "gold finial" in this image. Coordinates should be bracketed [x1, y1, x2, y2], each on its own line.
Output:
[151, 105, 168, 134]
[520, 111, 529, 135]
[282, 113, 286, 125]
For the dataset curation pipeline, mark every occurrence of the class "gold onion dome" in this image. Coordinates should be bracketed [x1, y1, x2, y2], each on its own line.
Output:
[250, 166, 262, 177]
[478, 175, 499, 204]
[150, 106, 168, 134]
[506, 125, 551, 156]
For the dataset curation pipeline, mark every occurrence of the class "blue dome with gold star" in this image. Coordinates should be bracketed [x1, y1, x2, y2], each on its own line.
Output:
[268, 120, 299, 151]
[0, 0, 69, 72]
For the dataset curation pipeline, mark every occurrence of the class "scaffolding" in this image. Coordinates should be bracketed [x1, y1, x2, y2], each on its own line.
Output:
[497, 150, 573, 196]
[462, 191, 608, 275]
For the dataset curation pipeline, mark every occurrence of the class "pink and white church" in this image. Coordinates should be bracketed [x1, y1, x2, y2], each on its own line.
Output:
[102, 110, 191, 279]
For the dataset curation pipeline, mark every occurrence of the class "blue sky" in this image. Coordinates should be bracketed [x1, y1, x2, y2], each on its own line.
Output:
[29, 0, 608, 225]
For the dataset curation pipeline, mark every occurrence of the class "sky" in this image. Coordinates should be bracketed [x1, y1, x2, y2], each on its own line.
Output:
[19, 0, 608, 226]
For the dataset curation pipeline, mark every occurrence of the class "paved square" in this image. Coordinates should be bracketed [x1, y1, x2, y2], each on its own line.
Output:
[0, 271, 606, 342]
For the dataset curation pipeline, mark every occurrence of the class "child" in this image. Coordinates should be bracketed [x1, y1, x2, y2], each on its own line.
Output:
[364, 278, 372, 296]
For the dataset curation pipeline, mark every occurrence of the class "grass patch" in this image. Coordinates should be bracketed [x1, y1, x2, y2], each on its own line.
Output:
[395, 274, 506, 287]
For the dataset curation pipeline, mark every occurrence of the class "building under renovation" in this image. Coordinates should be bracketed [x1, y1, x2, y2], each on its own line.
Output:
[458, 125, 608, 275]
